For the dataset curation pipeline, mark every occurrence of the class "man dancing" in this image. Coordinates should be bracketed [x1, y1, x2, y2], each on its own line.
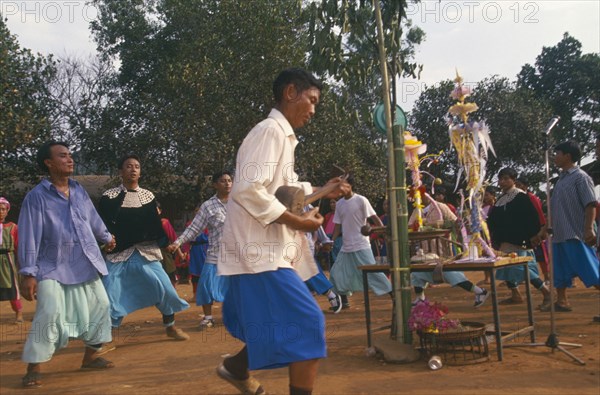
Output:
[217, 68, 348, 395]
[99, 154, 190, 341]
[168, 171, 232, 329]
[18, 141, 116, 387]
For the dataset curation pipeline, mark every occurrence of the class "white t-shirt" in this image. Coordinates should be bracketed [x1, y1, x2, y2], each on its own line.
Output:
[333, 193, 376, 253]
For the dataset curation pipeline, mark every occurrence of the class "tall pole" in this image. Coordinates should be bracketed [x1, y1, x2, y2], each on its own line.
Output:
[393, 124, 411, 343]
[373, 0, 411, 344]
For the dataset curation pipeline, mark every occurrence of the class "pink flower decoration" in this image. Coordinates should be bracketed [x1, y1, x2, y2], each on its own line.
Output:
[408, 299, 460, 333]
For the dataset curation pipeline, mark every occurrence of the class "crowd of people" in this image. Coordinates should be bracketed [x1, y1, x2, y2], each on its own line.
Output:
[1, 68, 599, 394]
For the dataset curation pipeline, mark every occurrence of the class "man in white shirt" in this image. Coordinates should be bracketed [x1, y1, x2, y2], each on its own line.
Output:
[330, 176, 392, 308]
[217, 68, 348, 395]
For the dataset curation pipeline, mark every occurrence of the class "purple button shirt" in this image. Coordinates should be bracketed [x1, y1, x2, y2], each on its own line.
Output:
[18, 178, 112, 284]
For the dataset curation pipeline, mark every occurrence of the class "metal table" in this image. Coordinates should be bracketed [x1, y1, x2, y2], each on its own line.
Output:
[359, 256, 534, 361]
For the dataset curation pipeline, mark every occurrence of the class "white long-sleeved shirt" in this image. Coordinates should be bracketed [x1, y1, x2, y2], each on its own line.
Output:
[218, 109, 317, 280]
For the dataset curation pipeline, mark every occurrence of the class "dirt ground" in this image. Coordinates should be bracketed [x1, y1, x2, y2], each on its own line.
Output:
[1, 271, 599, 395]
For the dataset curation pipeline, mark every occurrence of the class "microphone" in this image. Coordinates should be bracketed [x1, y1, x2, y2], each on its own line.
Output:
[544, 116, 560, 135]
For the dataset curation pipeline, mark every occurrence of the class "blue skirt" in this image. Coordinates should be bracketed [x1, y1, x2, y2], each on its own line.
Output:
[196, 262, 229, 305]
[496, 249, 540, 284]
[553, 240, 600, 288]
[305, 260, 333, 295]
[189, 233, 208, 276]
[103, 251, 190, 327]
[222, 268, 326, 370]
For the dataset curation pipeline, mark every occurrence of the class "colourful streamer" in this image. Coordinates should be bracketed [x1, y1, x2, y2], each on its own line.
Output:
[447, 71, 496, 259]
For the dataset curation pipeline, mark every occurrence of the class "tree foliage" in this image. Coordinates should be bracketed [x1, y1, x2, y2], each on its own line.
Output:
[83, 0, 417, 206]
[410, 77, 552, 189]
[410, 34, 598, 191]
[470, 77, 552, 185]
[0, 17, 56, 193]
[49, 55, 119, 175]
[306, 0, 424, 88]
[8, 4, 594, 216]
[303, 0, 425, 200]
[86, 0, 313, 205]
[517, 33, 600, 157]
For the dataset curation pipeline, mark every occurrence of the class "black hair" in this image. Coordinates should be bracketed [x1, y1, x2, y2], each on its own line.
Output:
[554, 140, 582, 163]
[118, 154, 141, 169]
[273, 68, 323, 104]
[516, 177, 529, 188]
[346, 174, 355, 187]
[485, 185, 498, 195]
[36, 140, 70, 173]
[434, 186, 447, 196]
[498, 167, 518, 180]
[212, 170, 233, 183]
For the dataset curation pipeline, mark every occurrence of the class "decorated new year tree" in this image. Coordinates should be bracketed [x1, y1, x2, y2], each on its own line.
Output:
[447, 71, 496, 259]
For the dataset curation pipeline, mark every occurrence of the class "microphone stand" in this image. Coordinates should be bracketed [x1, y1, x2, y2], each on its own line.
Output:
[504, 117, 585, 365]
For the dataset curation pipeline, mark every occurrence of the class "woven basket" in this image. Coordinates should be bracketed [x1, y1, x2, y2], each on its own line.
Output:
[418, 321, 489, 365]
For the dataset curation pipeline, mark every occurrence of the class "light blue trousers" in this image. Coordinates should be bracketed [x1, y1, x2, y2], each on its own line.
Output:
[22, 278, 112, 363]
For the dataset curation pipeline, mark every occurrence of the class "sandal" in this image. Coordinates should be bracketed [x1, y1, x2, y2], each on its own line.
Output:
[81, 357, 115, 369]
[22, 371, 42, 388]
[95, 343, 117, 357]
[499, 297, 524, 305]
[537, 298, 552, 310]
[539, 303, 572, 312]
[166, 327, 190, 341]
[216, 362, 266, 395]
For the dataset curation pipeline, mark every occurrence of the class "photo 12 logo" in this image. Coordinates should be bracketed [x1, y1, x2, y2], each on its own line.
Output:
[398, 80, 478, 105]
[1, 1, 99, 24]
[406, 1, 540, 24]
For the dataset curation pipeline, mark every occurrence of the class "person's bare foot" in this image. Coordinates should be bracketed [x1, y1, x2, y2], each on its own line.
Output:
[22, 364, 42, 388]
[15, 311, 24, 323]
[499, 296, 524, 305]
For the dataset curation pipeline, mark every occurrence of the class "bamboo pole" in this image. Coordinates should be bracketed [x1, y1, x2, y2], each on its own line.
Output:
[373, 0, 411, 344]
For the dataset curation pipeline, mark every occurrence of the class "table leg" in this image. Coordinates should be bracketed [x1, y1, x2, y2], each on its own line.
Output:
[524, 262, 535, 342]
[490, 268, 503, 361]
[363, 270, 372, 348]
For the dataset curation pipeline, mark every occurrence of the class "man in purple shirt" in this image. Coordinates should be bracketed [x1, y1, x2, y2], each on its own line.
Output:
[18, 141, 117, 388]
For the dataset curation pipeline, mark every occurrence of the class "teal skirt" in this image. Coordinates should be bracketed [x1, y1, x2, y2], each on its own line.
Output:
[496, 249, 539, 284]
[330, 248, 392, 296]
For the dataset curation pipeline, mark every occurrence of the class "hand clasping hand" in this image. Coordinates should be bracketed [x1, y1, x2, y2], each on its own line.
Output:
[105, 234, 117, 252]
[21, 277, 38, 301]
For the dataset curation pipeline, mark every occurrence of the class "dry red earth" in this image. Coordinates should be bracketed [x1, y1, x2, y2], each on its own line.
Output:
[1, 272, 599, 394]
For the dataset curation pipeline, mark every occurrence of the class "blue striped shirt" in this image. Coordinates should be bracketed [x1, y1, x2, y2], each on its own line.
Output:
[175, 195, 226, 264]
[550, 166, 597, 243]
